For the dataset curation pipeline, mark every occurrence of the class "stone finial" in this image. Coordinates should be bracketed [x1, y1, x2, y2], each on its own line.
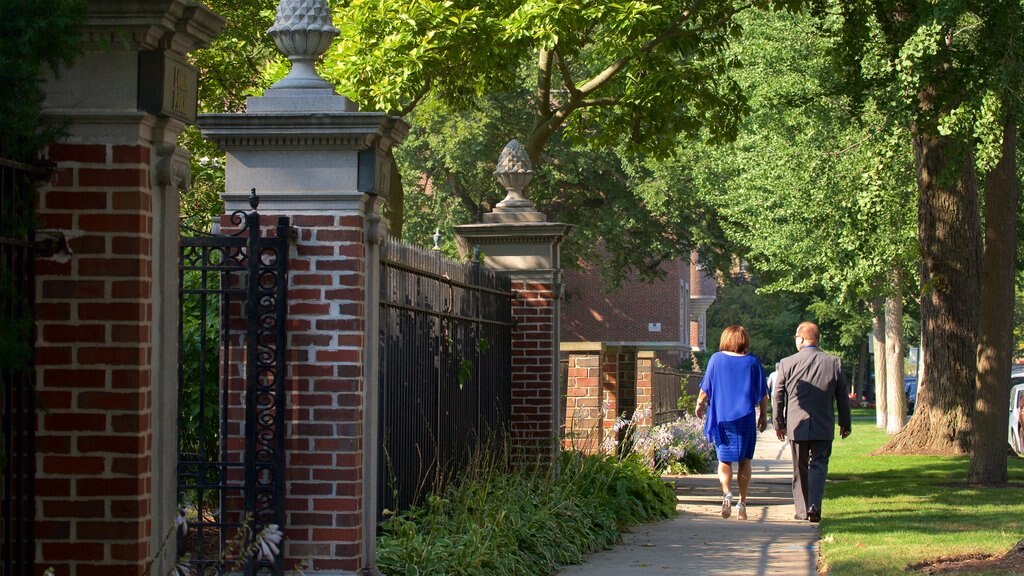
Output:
[483, 139, 546, 223]
[493, 139, 535, 209]
[267, 0, 339, 90]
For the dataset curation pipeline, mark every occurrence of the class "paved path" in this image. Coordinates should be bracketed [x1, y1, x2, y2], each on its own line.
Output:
[557, 430, 820, 576]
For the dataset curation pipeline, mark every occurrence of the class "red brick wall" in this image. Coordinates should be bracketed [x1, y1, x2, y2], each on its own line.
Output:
[510, 279, 558, 457]
[35, 142, 155, 575]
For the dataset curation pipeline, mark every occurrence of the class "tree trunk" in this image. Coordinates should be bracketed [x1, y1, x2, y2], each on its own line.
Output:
[876, 131, 979, 455]
[871, 299, 888, 429]
[885, 282, 906, 434]
[855, 338, 868, 401]
[969, 120, 1017, 484]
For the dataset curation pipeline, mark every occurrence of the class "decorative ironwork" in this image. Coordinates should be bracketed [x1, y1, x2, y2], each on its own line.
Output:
[378, 237, 514, 518]
[653, 367, 699, 425]
[177, 197, 291, 576]
[0, 156, 43, 576]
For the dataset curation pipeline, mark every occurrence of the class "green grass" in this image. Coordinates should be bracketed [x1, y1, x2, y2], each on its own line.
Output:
[821, 412, 1024, 575]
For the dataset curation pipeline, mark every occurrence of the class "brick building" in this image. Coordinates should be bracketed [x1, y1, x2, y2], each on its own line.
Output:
[561, 251, 719, 368]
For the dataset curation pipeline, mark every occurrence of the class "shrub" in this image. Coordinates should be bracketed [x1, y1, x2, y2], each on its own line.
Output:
[376, 448, 676, 575]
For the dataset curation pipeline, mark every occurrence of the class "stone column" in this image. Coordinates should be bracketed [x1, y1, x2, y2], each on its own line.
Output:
[455, 140, 572, 462]
[199, 1, 405, 572]
[35, 2, 223, 574]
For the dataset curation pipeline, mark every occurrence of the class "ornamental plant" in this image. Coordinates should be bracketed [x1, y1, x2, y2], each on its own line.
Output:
[603, 404, 715, 475]
[377, 437, 676, 575]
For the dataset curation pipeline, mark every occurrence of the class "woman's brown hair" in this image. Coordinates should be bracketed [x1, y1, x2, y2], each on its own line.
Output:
[719, 325, 750, 354]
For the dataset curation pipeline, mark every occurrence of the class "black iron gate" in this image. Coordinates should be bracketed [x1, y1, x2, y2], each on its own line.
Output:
[0, 157, 43, 576]
[378, 239, 514, 518]
[177, 194, 291, 575]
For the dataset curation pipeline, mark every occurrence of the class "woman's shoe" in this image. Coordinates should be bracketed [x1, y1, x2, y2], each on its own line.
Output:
[721, 493, 733, 518]
[737, 502, 747, 520]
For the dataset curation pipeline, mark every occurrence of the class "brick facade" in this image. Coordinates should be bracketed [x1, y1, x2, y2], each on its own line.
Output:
[636, 352, 653, 427]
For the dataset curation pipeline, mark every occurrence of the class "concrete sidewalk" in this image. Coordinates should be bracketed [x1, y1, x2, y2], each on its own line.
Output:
[557, 430, 820, 576]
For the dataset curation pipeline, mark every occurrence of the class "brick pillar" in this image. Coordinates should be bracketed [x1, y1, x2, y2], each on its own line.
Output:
[636, 351, 654, 427]
[200, 69, 406, 572]
[452, 251, 571, 461]
[35, 4, 221, 575]
[455, 141, 572, 462]
[508, 274, 560, 458]
[561, 349, 602, 453]
[602, 351, 620, 439]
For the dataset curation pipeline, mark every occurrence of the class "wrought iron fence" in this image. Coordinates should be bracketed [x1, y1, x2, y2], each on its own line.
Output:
[177, 197, 291, 576]
[378, 238, 513, 517]
[0, 157, 43, 576]
[653, 367, 691, 424]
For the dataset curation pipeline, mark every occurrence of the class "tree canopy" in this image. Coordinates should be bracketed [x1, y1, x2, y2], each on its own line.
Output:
[183, 0, 1024, 477]
[0, 0, 84, 157]
[325, 0, 802, 165]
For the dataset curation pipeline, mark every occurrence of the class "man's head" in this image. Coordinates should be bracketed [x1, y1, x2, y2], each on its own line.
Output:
[794, 321, 820, 349]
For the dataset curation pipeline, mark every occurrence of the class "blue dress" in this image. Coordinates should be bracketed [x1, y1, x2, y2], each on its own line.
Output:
[700, 352, 768, 462]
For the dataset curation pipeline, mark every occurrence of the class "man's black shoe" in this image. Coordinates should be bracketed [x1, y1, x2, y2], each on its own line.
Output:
[807, 507, 821, 523]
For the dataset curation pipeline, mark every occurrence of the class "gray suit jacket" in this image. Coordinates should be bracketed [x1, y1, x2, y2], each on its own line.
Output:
[773, 346, 852, 441]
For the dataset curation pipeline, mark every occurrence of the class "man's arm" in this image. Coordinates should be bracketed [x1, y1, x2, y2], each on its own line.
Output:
[773, 364, 787, 440]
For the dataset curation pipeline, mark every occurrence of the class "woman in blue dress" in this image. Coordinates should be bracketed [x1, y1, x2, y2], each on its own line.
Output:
[694, 325, 769, 520]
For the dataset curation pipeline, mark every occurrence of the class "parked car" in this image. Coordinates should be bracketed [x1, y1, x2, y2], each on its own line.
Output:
[1009, 377, 1024, 456]
[904, 376, 917, 415]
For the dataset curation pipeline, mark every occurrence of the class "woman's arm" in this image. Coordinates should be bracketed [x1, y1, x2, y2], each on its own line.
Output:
[757, 394, 768, 432]
[695, 390, 709, 419]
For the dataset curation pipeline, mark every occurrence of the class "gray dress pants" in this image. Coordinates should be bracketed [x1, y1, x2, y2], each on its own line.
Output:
[790, 438, 833, 518]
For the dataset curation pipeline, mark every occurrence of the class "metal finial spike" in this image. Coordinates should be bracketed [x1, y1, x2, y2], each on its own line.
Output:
[249, 188, 259, 210]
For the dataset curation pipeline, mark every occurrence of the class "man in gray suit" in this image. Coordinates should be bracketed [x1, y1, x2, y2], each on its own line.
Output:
[773, 321, 852, 522]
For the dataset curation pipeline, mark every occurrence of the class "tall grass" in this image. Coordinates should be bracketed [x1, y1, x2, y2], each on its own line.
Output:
[821, 413, 1024, 576]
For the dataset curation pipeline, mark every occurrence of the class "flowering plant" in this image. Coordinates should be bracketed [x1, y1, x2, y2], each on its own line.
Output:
[645, 417, 715, 474]
[142, 509, 287, 576]
[603, 406, 713, 475]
